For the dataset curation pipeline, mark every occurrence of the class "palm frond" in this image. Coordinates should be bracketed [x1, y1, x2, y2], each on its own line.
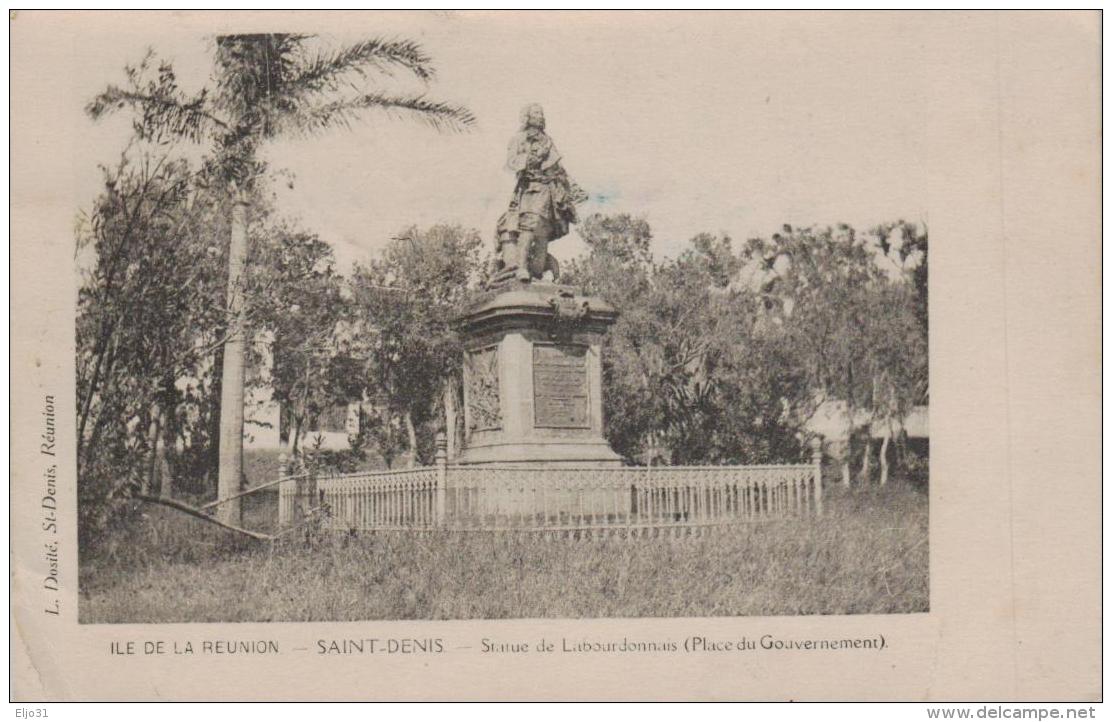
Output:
[291, 92, 476, 136]
[291, 38, 438, 94]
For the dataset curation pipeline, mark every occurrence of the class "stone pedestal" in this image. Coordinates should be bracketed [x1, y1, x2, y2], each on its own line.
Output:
[454, 281, 622, 467]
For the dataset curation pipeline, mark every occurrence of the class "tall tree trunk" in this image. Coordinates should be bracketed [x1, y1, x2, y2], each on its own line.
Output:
[840, 404, 849, 485]
[207, 343, 224, 493]
[216, 190, 249, 525]
[153, 377, 175, 498]
[443, 377, 457, 461]
[146, 409, 170, 498]
[404, 410, 418, 468]
[144, 406, 161, 496]
[289, 415, 302, 455]
[160, 398, 179, 498]
[879, 431, 891, 486]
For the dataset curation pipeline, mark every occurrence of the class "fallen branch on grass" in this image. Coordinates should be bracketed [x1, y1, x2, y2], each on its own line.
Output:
[197, 475, 298, 511]
[134, 494, 275, 541]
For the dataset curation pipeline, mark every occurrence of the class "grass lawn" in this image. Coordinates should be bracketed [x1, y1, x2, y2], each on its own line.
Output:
[78, 481, 928, 622]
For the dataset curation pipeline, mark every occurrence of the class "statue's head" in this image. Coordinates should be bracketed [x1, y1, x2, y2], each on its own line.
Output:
[520, 103, 546, 131]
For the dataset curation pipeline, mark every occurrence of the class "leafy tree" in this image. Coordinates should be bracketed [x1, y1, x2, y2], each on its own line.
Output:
[567, 214, 927, 477]
[563, 214, 656, 461]
[566, 217, 803, 465]
[76, 153, 232, 542]
[661, 234, 805, 464]
[575, 213, 654, 267]
[251, 226, 362, 454]
[861, 221, 928, 483]
[358, 406, 408, 470]
[349, 224, 483, 465]
[859, 281, 927, 484]
[870, 219, 928, 382]
[640, 235, 804, 465]
[743, 223, 927, 485]
[88, 35, 474, 523]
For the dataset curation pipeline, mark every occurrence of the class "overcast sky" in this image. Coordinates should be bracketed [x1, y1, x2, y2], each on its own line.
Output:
[70, 11, 929, 270]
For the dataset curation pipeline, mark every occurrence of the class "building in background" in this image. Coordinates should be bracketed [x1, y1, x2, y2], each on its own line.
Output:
[244, 332, 362, 452]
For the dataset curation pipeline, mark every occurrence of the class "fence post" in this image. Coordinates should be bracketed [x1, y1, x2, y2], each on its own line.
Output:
[435, 432, 448, 526]
[811, 437, 824, 516]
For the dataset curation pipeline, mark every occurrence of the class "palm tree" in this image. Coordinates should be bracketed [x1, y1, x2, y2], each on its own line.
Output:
[88, 33, 474, 525]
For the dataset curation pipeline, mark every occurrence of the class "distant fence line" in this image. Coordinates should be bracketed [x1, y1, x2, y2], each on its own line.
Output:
[278, 440, 823, 535]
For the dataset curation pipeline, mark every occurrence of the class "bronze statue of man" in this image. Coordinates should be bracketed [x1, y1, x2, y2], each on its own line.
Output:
[494, 104, 586, 282]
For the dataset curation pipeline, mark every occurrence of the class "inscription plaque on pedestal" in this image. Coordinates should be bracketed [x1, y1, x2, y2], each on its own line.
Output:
[533, 344, 589, 428]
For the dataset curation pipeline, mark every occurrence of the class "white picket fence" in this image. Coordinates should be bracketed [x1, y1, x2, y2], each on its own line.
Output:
[279, 444, 823, 534]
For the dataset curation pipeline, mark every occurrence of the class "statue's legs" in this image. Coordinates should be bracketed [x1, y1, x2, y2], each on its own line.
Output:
[527, 234, 549, 279]
[544, 253, 560, 282]
[494, 212, 556, 282]
[495, 232, 516, 276]
[515, 231, 535, 280]
[494, 212, 522, 281]
[521, 213, 554, 280]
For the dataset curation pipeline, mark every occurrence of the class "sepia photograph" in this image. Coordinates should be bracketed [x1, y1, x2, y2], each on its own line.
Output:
[70, 13, 929, 624]
[11, 9, 1100, 703]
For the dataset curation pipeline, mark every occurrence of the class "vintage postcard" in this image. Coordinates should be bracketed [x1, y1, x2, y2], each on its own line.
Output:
[10, 10, 1101, 701]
